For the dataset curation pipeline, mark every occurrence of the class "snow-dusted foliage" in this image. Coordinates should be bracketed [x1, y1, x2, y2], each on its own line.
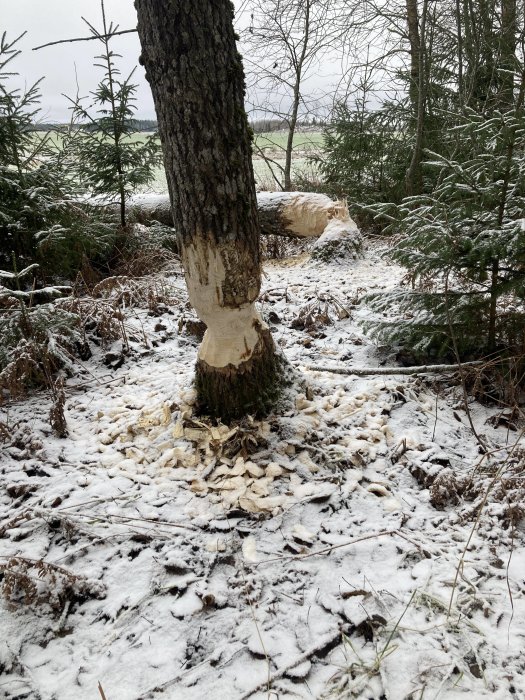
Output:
[65, 9, 162, 227]
[367, 108, 525, 358]
[0, 300, 82, 402]
[2, 246, 525, 699]
[0, 34, 114, 277]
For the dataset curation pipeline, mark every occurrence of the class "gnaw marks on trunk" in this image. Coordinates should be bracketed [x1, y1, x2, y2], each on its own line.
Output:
[135, 0, 283, 420]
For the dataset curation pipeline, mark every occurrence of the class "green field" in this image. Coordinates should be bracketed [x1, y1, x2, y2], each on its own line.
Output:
[36, 129, 323, 192]
[251, 130, 323, 189]
[253, 130, 324, 153]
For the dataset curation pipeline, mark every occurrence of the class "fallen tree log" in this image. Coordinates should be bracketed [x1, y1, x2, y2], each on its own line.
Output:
[256, 191, 352, 238]
[102, 191, 358, 240]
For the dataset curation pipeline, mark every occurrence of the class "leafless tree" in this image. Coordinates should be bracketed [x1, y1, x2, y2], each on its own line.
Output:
[242, 0, 350, 190]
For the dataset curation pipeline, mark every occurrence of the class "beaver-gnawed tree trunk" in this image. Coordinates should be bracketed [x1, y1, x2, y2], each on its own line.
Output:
[135, 0, 282, 421]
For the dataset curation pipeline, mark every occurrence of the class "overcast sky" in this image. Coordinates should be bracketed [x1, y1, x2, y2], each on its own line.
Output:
[1, 0, 248, 122]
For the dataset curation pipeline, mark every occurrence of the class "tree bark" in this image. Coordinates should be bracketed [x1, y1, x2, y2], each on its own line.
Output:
[405, 0, 427, 196]
[455, 0, 464, 110]
[100, 0, 127, 228]
[406, 0, 421, 125]
[500, 0, 517, 109]
[135, 0, 282, 421]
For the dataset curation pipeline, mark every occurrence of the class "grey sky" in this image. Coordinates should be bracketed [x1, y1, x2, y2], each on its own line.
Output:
[1, 0, 247, 122]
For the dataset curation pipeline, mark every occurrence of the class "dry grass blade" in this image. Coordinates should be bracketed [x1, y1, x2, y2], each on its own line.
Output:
[0, 556, 105, 612]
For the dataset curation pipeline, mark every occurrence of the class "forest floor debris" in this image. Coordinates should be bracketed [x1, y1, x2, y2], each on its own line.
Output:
[1, 243, 525, 699]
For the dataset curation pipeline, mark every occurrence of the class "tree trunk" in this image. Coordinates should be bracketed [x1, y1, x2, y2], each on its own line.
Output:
[455, 0, 464, 110]
[283, 0, 311, 191]
[500, 0, 517, 109]
[406, 0, 421, 124]
[101, 0, 127, 228]
[405, 0, 426, 196]
[135, 0, 282, 421]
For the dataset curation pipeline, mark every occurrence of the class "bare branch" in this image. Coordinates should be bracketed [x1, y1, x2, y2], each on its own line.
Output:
[32, 28, 137, 52]
[306, 362, 483, 376]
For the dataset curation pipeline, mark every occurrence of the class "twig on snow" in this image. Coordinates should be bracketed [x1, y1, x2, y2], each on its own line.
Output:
[305, 362, 482, 376]
[238, 630, 342, 700]
[255, 529, 398, 565]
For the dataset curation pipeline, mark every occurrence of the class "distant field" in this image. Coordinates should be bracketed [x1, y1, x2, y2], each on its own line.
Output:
[251, 131, 323, 189]
[253, 130, 324, 153]
[37, 129, 324, 192]
[146, 130, 323, 192]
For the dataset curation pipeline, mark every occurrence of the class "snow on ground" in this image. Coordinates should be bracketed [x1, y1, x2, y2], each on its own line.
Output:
[1, 243, 525, 700]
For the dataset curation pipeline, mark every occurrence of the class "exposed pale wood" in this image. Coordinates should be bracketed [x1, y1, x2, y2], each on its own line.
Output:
[111, 191, 352, 239]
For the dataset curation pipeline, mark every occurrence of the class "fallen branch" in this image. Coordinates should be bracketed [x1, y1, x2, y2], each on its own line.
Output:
[239, 630, 342, 700]
[306, 361, 482, 376]
[256, 529, 398, 565]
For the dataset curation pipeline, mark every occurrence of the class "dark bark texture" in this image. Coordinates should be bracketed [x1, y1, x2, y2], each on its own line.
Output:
[135, 0, 282, 420]
[405, 0, 426, 196]
[135, 0, 260, 300]
[500, 0, 517, 108]
[195, 325, 282, 421]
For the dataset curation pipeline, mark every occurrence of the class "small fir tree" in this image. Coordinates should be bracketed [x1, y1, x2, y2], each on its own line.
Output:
[0, 32, 112, 277]
[316, 101, 410, 205]
[366, 105, 525, 359]
[67, 1, 162, 228]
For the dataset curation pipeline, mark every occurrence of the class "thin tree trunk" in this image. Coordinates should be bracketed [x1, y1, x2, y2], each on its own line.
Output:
[283, 0, 311, 191]
[488, 64, 524, 352]
[100, 0, 126, 228]
[284, 84, 301, 191]
[406, 0, 420, 122]
[455, 0, 464, 110]
[500, 0, 517, 108]
[135, 0, 282, 420]
[487, 0, 518, 350]
[405, 0, 427, 196]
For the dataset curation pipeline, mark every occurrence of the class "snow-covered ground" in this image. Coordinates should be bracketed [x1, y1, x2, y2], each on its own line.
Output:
[1, 244, 525, 700]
